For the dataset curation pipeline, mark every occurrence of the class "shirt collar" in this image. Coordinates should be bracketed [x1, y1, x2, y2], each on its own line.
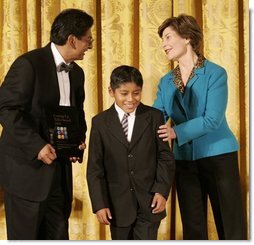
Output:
[114, 103, 136, 120]
[172, 54, 206, 76]
[51, 42, 68, 67]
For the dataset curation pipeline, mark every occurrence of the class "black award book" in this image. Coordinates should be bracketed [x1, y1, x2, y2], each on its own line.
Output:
[46, 106, 84, 159]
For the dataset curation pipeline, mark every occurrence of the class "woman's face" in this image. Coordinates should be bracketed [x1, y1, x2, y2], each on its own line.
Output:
[161, 26, 189, 61]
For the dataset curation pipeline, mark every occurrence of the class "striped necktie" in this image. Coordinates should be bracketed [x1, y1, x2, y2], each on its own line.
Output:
[121, 113, 129, 138]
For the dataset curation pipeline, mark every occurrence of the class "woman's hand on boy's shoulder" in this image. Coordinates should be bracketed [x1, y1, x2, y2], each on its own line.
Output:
[158, 124, 176, 141]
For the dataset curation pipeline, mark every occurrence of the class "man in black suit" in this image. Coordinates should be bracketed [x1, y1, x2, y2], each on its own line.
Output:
[0, 9, 93, 240]
[87, 65, 175, 240]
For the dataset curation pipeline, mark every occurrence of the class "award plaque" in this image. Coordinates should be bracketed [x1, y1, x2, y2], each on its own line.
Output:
[46, 106, 84, 159]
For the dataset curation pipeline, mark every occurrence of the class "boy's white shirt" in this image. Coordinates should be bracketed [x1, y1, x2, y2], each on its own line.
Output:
[114, 103, 136, 142]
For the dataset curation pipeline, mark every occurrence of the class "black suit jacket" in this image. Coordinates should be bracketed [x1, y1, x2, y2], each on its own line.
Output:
[87, 103, 175, 227]
[0, 43, 86, 201]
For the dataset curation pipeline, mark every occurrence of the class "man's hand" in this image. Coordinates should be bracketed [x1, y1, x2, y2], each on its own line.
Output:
[69, 142, 86, 163]
[38, 144, 57, 165]
[96, 208, 112, 225]
[151, 193, 166, 214]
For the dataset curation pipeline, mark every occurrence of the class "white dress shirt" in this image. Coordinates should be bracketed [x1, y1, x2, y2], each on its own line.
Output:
[114, 103, 136, 142]
[51, 42, 71, 106]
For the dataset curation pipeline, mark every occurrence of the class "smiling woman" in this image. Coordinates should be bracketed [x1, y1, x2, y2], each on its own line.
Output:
[153, 14, 246, 240]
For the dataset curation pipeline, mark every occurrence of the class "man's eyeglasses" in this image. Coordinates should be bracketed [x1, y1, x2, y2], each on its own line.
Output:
[83, 36, 94, 45]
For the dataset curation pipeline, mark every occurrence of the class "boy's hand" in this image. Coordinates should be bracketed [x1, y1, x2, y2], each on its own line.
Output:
[151, 193, 166, 214]
[96, 208, 112, 225]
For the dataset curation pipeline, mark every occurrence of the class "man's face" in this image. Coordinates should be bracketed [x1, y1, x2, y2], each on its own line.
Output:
[72, 29, 93, 60]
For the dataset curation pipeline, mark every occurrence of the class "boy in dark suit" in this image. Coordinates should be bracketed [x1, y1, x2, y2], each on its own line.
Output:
[86, 65, 175, 240]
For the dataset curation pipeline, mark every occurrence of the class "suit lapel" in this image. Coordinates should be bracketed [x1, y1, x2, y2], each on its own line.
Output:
[106, 105, 129, 148]
[106, 104, 151, 149]
[170, 80, 189, 118]
[129, 103, 150, 150]
[186, 66, 205, 90]
[41, 44, 60, 106]
[185, 74, 198, 89]
[69, 66, 83, 107]
[69, 70, 76, 106]
[168, 73, 185, 108]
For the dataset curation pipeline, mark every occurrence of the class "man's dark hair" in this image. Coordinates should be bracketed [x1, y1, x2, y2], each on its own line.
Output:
[110, 65, 143, 91]
[50, 8, 94, 45]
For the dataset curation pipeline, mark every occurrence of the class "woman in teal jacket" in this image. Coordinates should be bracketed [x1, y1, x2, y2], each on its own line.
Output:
[153, 14, 246, 239]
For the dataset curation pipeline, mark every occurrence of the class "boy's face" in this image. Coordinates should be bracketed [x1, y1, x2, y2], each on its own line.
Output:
[109, 81, 142, 113]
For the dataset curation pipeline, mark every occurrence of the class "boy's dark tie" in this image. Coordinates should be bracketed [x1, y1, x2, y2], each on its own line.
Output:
[121, 113, 129, 138]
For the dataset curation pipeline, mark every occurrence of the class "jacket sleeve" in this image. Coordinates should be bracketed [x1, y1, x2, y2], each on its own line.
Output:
[153, 77, 170, 123]
[0, 56, 47, 160]
[174, 67, 228, 146]
[150, 111, 175, 199]
[86, 118, 109, 213]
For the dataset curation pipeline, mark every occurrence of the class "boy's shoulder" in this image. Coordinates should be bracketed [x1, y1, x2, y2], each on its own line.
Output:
[92, 107, 112, 121]
[137, 103, 163, 117]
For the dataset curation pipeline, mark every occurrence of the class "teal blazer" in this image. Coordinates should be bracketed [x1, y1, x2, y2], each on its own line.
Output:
[153, 59, 239, 161]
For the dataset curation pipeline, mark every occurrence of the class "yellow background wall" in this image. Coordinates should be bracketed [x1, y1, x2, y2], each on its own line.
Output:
[0, 0, 249, 240]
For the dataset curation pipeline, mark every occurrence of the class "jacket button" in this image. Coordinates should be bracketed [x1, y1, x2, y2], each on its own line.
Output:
[130, 188, 134, 192]
[130, 170, 134, 175]
[128, 154, 133, 158]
